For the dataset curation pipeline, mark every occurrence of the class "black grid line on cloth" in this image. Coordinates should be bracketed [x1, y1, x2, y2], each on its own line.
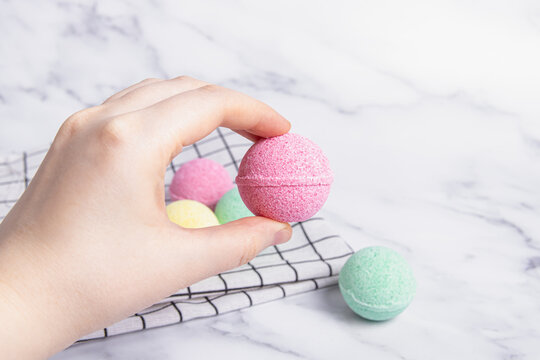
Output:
[171, 292, 232, 304]
[192, 142, 202, 158]
[273, 244, 299, 282]
[259, 235, 341, 257]
[165, 273, 342, 299]
[285, 260, 299, 281]
[220, 253, 350, 276]
[292, 217, 323, 226]
[136, 314, 146, 330]
[170, 159, 177, 173]
[26, 148, 49, 157]
[242, 291, 253, 306]
[0, 199, 17, 204]
[137, 302, 175, 315]
[217, 127, 239, 171]
[205, 296, 219, 315]
[76, 337, 95, 343]
[247, 261, 265, 287]
[218, 273, 229, 293]
[169, 277, 339, 301]
[199, 143, 250, 159]
[298, 222, 333, 277]
[171, 301, 184, 322]
[184, 254, 348, 288]
[195, 131, 236, 147]
[223, 160, 242, 169]
[164, 249, 350, 300]
[0, 179, 25, 186]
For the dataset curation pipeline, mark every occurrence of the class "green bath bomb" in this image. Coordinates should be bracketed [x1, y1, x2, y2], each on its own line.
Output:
[214, 187, 254, 224]
[339, 246, 416, 321]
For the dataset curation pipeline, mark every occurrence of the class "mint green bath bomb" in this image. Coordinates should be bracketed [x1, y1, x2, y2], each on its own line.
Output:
[339, 246, 416, 321]
[215, 187, 254, 224]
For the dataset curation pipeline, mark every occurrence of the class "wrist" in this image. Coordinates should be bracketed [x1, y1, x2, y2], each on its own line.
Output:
[0, 280, 48, 359]
[0, 230, 79, 359]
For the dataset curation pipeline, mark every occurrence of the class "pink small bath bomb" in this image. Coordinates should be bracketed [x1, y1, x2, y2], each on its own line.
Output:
[170, 158, 233, 209]
[236, 133, 333, 222]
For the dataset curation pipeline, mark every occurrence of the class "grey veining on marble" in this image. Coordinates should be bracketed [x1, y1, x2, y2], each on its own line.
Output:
[1, 0, 540, 359]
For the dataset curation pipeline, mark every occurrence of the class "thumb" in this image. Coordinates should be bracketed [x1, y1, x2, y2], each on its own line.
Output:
[187, 216, 292, 276]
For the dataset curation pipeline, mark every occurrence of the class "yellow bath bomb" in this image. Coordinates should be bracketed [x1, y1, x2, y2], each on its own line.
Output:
[166, 200, 219, 228]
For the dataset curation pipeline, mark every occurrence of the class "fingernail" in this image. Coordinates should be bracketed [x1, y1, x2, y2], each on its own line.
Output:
[274, 225, 292, 245]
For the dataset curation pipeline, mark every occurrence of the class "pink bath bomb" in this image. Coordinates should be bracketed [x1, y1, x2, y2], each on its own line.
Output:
[170, 158, 233, 209]
[236, 133, 333, 222]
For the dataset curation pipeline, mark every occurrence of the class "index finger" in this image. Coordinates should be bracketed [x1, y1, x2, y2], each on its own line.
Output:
[131, 85, 291, 159]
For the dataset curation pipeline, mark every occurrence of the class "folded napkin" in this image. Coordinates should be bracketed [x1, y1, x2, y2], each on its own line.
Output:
[0, 128, 353, 341]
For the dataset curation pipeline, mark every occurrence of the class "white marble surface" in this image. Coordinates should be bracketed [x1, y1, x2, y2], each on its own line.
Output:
[1, 0, 540, 358]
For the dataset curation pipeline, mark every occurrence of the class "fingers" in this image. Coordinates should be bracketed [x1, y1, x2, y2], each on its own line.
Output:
[134, 85, 291, 159]
[103, 78, 162, 104]
[169, 217, 292, 279]
[100, 76, 210, 119]
[91, 76, 290, 169]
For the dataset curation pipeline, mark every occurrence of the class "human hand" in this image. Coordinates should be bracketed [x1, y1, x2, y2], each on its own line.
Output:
[0, 76, 292, 359]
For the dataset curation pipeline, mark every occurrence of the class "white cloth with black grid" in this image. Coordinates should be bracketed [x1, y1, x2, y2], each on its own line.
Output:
[0, 128, 353, 341]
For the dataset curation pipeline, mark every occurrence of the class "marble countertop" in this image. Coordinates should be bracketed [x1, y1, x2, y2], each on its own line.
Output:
[2, 1, 540, 359]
